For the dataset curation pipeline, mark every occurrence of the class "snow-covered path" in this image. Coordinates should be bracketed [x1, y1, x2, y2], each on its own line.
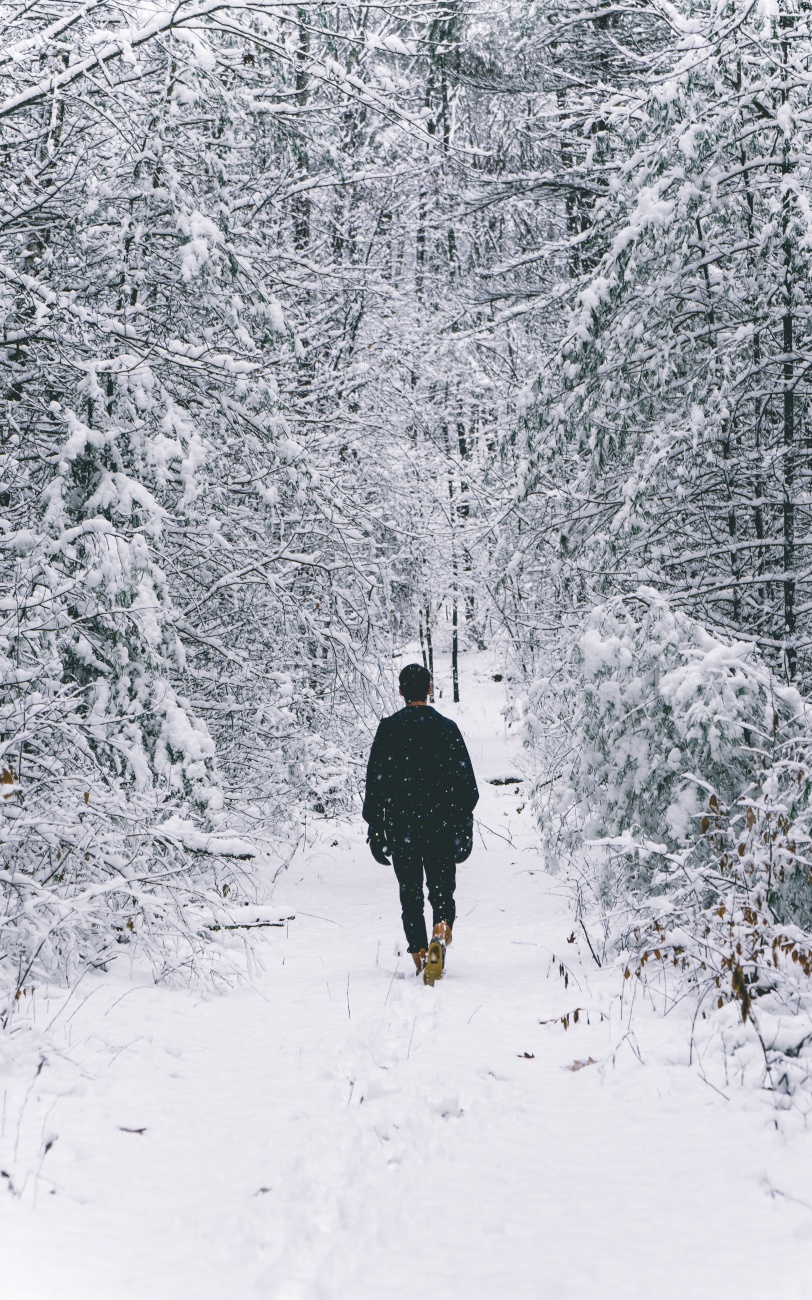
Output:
[4, 659, 812, 1299]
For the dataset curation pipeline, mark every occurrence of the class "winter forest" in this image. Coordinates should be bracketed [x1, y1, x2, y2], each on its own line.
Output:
[4, 1, 812, 1295]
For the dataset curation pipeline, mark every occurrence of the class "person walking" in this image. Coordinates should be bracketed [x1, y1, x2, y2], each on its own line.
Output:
[363, 663, 479, 985]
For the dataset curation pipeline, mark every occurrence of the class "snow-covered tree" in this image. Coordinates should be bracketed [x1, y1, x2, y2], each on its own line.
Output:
[520, 0, 812, 683]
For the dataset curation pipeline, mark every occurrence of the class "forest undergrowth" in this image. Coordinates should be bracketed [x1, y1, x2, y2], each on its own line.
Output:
[523, 591, 812, 1111]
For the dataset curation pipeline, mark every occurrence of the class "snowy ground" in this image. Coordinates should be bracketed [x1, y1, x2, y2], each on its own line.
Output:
[3, 654, 812, 1299]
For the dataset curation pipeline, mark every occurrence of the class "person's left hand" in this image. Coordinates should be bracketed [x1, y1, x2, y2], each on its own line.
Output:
[452, 814, 474, 863]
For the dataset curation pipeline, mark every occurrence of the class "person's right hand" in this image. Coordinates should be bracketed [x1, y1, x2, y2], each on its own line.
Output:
[367, 827, 391, 865]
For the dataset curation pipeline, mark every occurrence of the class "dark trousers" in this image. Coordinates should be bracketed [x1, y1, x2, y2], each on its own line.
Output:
[391, 843, 456, 953]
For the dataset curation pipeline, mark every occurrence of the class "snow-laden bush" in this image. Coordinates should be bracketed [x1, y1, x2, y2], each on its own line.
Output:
[529, 589, 812, 1103]
[534, 588, 804, 866]
[633, 753, 812, 1100]
[0, 657, 257, 1027]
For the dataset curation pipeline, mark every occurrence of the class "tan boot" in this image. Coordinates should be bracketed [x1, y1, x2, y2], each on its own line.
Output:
[424, 922, 451, 986]
[411, 949, 427, 975]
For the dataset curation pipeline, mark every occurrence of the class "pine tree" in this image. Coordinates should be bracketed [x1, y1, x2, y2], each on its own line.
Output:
[524, 0, 812, 683]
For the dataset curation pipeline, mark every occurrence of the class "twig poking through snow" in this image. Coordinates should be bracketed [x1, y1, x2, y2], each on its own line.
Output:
[384, 962, 400, 1006]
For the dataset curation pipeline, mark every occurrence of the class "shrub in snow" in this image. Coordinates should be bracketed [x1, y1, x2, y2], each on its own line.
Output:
[621, 749, 812, 1104]
[532, 590, 812, 1102]
[537, 588, 803, 868]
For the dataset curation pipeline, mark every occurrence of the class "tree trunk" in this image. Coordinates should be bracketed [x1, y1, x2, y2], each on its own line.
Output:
[781, 15, 796, 680]
[424, 604, 435, 701]
[782, 308, 796, 680]
[293, 11, 311, 252]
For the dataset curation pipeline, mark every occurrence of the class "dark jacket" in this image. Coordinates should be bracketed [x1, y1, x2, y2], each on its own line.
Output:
[363, 705, 479, 851]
